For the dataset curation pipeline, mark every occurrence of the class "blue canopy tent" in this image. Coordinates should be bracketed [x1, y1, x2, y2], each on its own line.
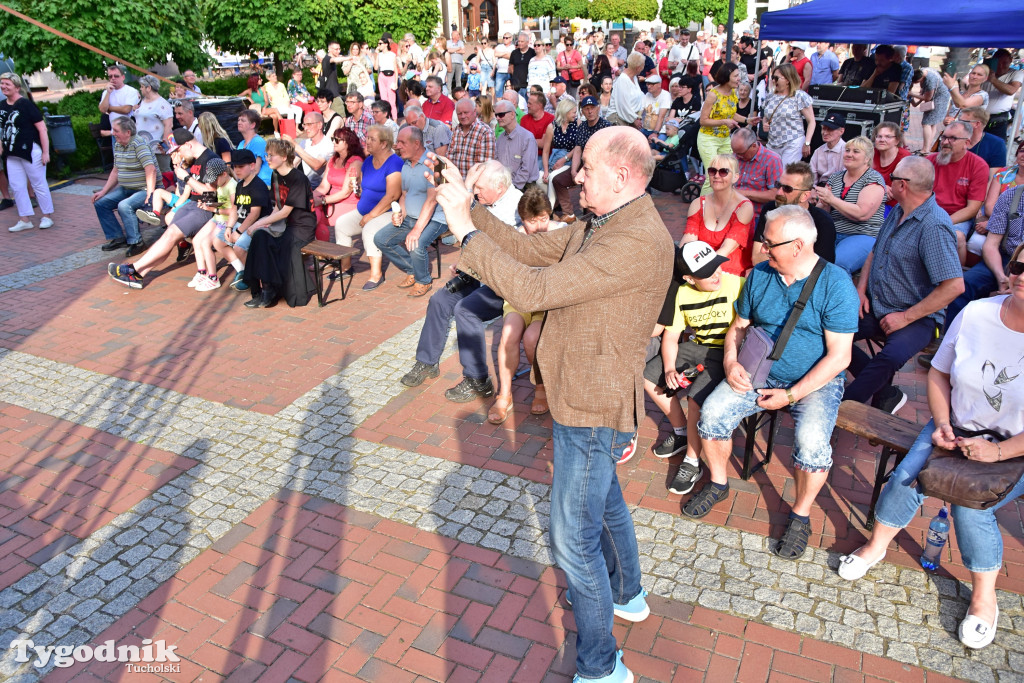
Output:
[759, 0, 1024, 48]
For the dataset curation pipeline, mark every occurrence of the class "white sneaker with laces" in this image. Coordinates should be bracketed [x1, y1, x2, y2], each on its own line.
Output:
[187, 272, 205, 288]
[8, 220, 34, 232]
[194, 276, 221, 292]
[39, 217, 54, 229]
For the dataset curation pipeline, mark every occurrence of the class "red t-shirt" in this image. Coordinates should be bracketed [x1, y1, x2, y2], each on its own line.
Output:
[873, 147, 912, 207]
[928, 151, 989, 216]
[422, 95, 455, 125]
[519, 111, 554, 156]
[684, 197, 753, 275]
[791, 56, 811, 89]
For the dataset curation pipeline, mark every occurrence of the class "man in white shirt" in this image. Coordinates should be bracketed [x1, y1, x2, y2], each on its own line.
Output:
[404, 33, 425, 69]
[173, 100, 203, 145]
[607, 54, 645, 128]
[669, 30, 702, 76]
[983, 49, 1024, 141]
[809, 112, 847, 184]
[182, 70, 203, 99]
[98, 65, 140, 131]
[291, 112, 332, 186]
[640, 74, 671, 139]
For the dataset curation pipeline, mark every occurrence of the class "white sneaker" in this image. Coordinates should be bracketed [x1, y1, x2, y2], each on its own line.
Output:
[38, 217, 54, 229]
[194, 276, 221, 292]
[8, 220, 34, 232]
[187, 272, 205, 288]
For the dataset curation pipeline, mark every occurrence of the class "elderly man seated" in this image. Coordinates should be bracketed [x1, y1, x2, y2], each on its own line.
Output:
[928, 120, 988, 264]
[399, 160, 522, 401]
[403, 105, 451, 156]
[690, 205, 858, 562]
[731, 127, 784, 225]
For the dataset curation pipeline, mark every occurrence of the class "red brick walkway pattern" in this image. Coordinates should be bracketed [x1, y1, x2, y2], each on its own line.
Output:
[53, 492, 960, 683]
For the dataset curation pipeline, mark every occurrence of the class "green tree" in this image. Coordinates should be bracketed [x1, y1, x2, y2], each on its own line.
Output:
[0, 0, 208, 84]
[660, 0, 747, 29]
[204, 0, 358, 74]
[352, 0, 441, 45]
[589, 0, 659, 23]
[520, 0, 555, 19]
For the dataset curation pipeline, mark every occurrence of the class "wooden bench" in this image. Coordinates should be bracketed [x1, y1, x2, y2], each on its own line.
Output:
[835, 400, 924, 528]
[300, 240, 361, 307]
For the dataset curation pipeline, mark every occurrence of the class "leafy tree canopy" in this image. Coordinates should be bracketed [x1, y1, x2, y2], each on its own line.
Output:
[589, 0, 659, 23]
[0, 0, 208, 84]
[660, 0, 748, 30]
[351, 0, 441, 45]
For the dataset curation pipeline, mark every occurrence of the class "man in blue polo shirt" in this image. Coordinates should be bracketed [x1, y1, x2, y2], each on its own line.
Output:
[691, 205, 858, 561]
[844, 156, 964, 413]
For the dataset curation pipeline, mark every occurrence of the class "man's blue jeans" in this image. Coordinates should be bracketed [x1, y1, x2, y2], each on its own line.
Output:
[874, 420, 1024, 572]
[94, 185, 146, 244]
[374, 216, 448, 285]
[494, 72, 511, 96]
[844, 310, 936, 404]
[415, 281, 503, 379]
[550, 422, 643, 679]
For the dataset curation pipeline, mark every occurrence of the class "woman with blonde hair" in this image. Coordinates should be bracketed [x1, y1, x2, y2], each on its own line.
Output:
[942, 64, 990, 123]
[681, 153, 753, 275]
[197, 112, 233, 162]
[476, 94, 496, 131]
[343, 43, 375, 101]
[260, 70, 291, 133]
[761, 63, 814, 165]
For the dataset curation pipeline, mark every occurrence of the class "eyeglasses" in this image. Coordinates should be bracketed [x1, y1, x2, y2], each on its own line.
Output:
[774, 181, 810, 193]
[302, 122, 318, 127]
[762, 237, 798, 251]
[939, 135, 968, 142]
[706, 167, 731, 177]
[890, 174, 910, 184]
[1008, 260, 1024, 276]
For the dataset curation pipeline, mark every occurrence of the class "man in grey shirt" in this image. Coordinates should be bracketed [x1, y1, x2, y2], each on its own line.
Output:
[403, 106, 451, 156]
[494, 99, 538, 189]
[447, 30, 466, 94]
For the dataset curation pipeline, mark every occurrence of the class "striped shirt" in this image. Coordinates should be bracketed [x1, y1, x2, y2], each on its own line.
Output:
[667, 273, 744, 346]
[113, 136, 155, 190]
[828, 168, 886, 236]
[986, 184, 1024, 257]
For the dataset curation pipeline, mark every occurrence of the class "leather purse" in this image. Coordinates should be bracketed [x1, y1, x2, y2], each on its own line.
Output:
[737, 259, 825, 388]
[918, 428, 1020, 510]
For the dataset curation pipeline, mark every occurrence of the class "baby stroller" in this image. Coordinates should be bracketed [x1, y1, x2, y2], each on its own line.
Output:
[646, 113, 703, 203]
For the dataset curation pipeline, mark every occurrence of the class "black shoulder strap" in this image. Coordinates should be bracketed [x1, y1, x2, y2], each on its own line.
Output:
[768, 259, 827, 362]
[1008, 184, 1024, 224]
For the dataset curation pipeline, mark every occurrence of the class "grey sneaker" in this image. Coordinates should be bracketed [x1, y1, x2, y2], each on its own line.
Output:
[653, 432, 687, 458]
[669, 461, 702, 495]
[401, 361, 439, 387]
[444, 376, 495, 402]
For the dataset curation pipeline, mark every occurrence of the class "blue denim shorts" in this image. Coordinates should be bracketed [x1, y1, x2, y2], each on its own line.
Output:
[697, 375, 845, 472]
[216, 224, 251, 251]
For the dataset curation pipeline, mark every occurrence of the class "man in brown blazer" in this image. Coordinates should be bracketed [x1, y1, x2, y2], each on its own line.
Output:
[434, 127, 674, 683]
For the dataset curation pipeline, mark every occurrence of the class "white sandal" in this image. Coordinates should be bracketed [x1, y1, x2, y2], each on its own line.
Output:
[959, 606, 999, 649]
[837, 550, 886, 581]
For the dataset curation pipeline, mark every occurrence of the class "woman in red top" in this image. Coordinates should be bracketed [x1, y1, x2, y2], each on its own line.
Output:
[871, 121, 911, 213]
[682, 153, 753, 275]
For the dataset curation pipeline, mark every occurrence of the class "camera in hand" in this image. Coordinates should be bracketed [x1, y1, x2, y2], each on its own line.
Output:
[444, 271, 476, 293]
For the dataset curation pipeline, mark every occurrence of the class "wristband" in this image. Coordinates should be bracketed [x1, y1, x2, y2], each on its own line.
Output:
[785, 388, 797, 405]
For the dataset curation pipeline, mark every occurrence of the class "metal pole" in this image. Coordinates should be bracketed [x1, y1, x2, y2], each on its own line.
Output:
[724, 0, 736, 68]
[753, 35, 762, 111]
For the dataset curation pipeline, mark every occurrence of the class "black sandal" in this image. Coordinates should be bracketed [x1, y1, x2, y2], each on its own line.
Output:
[774, 515, 812, 560]
[681, 483, 730, 518]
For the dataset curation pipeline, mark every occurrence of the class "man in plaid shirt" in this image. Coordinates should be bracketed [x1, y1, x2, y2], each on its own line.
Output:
[448, 99, 496, 177]
[342, 93, 375, 145]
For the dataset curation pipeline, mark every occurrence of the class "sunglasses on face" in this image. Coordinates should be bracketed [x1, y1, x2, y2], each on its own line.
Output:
[496, 110, 514, 118]
[774, 181, 809, 193]
[1009, 261, 1024, 276]
[706, 167, 731, 177]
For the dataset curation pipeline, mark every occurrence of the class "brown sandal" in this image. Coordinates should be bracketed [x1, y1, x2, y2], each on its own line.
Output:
[530, 384, 549, 415]
[487, 394, 513, 424]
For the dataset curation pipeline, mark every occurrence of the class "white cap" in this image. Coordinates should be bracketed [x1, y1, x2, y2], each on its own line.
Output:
[645, 74, 662, 84]
[790, 41, 810, 52]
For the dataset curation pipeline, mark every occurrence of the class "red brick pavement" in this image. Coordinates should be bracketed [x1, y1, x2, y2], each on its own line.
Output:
[0, 402, 197, 591]
[53, 493, 956, 683]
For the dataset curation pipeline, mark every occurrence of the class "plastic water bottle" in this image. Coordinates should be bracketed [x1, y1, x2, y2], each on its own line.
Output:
[920, 507, 950, 571]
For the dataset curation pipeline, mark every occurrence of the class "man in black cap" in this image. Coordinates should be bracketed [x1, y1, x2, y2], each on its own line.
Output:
[809, 111, 846, 184]
[545, 75, 575, 115]
[107, 136, 222, 289]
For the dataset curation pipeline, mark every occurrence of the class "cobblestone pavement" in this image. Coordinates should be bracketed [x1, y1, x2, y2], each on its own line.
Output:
[0, 183, 1020, 682]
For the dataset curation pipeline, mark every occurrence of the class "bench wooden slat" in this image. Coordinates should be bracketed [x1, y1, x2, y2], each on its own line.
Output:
[301, 240, 360, 261]
[836, 400, 921, 453]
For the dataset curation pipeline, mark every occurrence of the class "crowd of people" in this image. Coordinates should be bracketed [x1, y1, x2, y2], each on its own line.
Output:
[2, 23, 1019, 683]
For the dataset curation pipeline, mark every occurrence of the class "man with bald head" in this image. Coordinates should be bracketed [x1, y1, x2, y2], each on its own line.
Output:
[434, 127, 674, 683]
[448, 98, 496, 177]
[844, 156, 964, 413]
